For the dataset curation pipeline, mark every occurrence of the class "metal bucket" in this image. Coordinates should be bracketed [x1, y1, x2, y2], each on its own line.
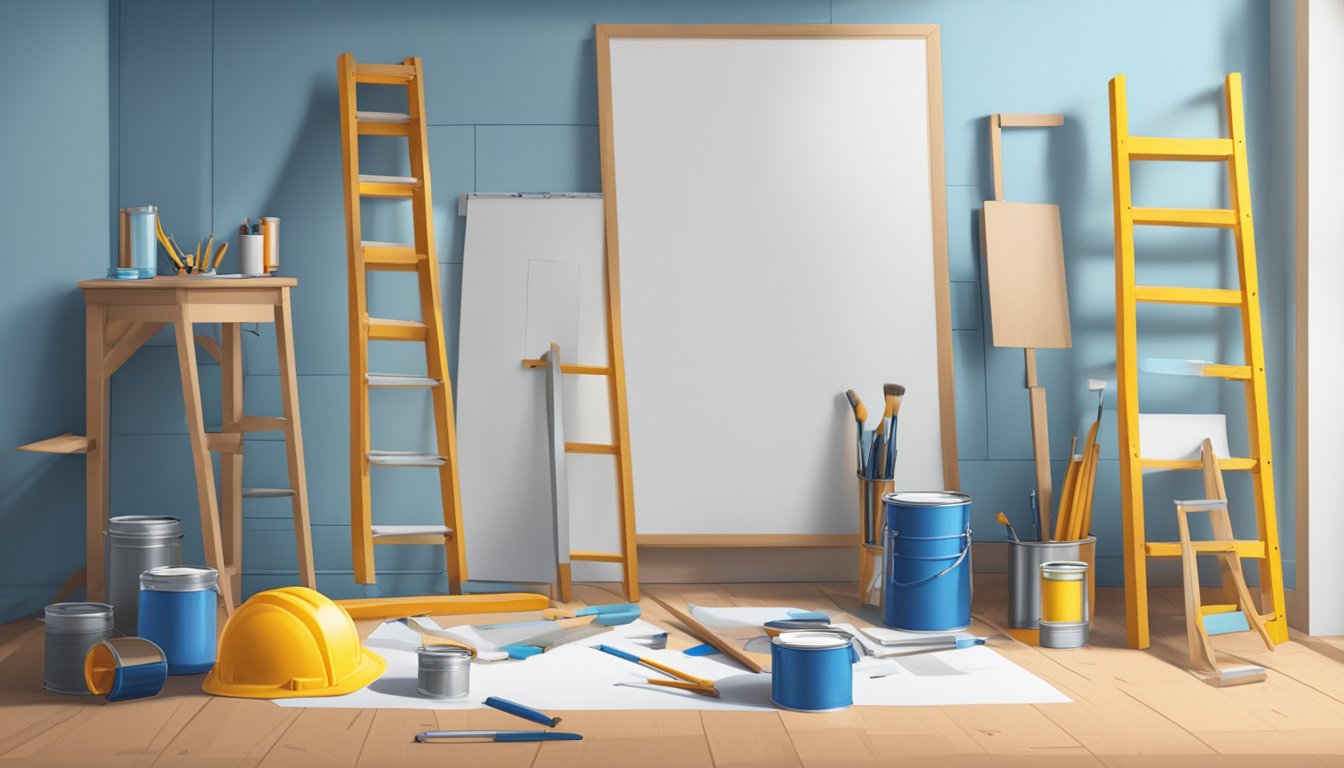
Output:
[416, 646, 471, 699]
[44, 603, 114, 695]
[139, 566, 218, 675]
[883, 491, 973, 632]
[107, 516, 183, 635]
[1007, 537, 1096, 630]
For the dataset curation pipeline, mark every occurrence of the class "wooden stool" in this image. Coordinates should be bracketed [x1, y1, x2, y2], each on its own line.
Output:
[21, 277, 316, 615]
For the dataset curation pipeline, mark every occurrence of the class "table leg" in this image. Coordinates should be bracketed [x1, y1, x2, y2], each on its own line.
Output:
[221, 323, 244, 601]
[275, 288, 316, 588]
[85, 304, 109, 603]
[173, 303, 237, 614]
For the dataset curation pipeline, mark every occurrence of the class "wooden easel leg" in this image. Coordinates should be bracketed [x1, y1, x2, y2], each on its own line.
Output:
[220, 323, 244, 601]
[51, 569, 88, 604]
[174, 304, 236, 614]
[86, 304, 109, 603]
[274, 289, 316, 590]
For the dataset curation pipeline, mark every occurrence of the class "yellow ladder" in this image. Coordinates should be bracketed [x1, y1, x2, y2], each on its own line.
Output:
[1109, 73, 1286, 649]
[337, 54, 467, 591]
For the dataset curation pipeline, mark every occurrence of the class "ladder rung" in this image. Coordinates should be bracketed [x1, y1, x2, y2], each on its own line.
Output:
[370, 521, 454, 540]
[1127, 136, 1234, 161]
[1203, 611, 1252, 636]
[367, 318, 428, 342]
[358, 174, 420, 198]
[1132, 207, 1237, 228]
[362, 241, 424, 270]
[243, 488, 296, 499]
[1145, 540, 1266, 558]
[356, 111, 411, 137]
[1141, 456, 1258, 472]
[565, 442, 618, 455]
[367, 450, 445, 467]
[1138, 358, 1251, 381]
[1134, 286, 1243, 307]
[367, 373, 441, 389]
[570, 551, 625, 563]
[204, 433, 243, 454]
[521, 358, 613, 376]
[237, 416, 288, 432]
[353, 62, 416, 84]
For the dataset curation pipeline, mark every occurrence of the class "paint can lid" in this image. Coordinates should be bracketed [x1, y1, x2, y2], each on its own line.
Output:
[44, 602, 113, 632]
[771, 630, 851, 650]
[121, 206, 157, 214]
[1040, 561, 1089, 581]
[882, 491, 971, 507]
[139, 565, 218, 592]
[108, 516, 184, 541]
[416, 646, 472, 669]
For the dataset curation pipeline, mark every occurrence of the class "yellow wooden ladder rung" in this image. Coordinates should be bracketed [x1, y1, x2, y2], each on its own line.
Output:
[565, 442, 619, 455]
[1145, 540, 1266, 558]
[362, 241, 422, 271]
[367, 317, 428, 342]
[570, 551, 625, 563]
[1127, 136, 1234, 161]
[353, 62, 416, 84]
[356, 111, 411, 136]
[1133, 286, 1243, 306]
[1200, 363, 1252, 380]
[358, 174, 420, 198]
[1140, 456, 1258, 472]
[521, 358, 612, 376]
[1131, 207, 1238, 228]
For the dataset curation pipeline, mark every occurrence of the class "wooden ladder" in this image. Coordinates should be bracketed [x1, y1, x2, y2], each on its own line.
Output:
[1109, 72, 1287, 649]
[337, 54, 467, 591]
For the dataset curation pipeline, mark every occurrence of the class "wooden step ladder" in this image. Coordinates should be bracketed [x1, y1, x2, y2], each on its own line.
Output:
[1109, 72, 1287, 649]
[337, 54, 467, 591]
[534, 342, 640, 602]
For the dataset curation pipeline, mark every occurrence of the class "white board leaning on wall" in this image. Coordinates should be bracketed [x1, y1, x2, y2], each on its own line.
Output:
[598, 26, 958, 540]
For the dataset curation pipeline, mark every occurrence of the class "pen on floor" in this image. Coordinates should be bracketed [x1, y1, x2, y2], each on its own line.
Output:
[414, 730, 582, 743]
[483, 696, 562, 728]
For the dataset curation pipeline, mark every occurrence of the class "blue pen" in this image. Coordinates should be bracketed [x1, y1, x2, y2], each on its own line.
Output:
[415, 730, 581, 743]
[484, 696, 562, 727]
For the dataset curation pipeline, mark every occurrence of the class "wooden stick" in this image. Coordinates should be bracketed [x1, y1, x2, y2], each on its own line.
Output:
[646, 595, 765, 673]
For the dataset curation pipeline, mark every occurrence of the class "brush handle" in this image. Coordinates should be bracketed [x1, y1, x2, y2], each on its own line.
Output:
[484, 696, 561, 727]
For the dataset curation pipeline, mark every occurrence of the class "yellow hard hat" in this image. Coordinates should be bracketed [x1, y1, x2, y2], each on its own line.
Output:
[203, 587, 386, 699]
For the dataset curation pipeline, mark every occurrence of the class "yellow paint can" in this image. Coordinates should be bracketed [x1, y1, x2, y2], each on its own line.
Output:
[1040, 561, 1089, 624]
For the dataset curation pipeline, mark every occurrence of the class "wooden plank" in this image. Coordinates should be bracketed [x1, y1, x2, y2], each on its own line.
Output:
[16, 433, 92, 454]
[645, 593, 766, 673]
[981, 201, 1072, 349]
[148, 698, 299, 767]
[275, 289, 317, 590]
[858, 706, 987, 757]
[86, 302, 110, 602]
[19, 695, 206, 767]
[999, 113, 1065, 128]
[636, 534, 853, 548]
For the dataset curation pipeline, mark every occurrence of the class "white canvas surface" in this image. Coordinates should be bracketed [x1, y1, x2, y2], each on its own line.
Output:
[606, 37, 950, 535]
[456, 197, 621, 583]
[273, 617, 1068, 710]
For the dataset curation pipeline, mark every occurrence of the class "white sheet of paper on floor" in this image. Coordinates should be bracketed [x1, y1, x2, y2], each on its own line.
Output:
[270, 618, 1068, 710]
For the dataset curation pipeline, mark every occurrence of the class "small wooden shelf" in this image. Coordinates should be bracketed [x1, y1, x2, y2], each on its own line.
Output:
[16, 433, 92, 454]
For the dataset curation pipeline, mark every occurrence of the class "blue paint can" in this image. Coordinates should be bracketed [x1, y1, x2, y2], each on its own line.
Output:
[84, 637, 168, 702]
[770, 631, 856, 712]
[883, 491, 973, 632]
[138, 566, 218, 675]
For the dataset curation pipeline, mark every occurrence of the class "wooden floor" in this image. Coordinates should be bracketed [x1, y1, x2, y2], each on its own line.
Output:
[3, 578, 1344, 767]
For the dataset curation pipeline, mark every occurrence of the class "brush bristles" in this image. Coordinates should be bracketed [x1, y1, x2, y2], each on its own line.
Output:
[883, 383, 906, 397]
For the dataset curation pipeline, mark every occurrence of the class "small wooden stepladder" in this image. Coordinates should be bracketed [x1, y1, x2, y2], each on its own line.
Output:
[336, 54, 466, 592]
[1174, 439, 1275, 686]
[1109, 72, 1287, 649]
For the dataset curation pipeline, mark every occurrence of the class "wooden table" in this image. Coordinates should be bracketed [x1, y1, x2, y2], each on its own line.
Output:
[77, 276, 316, 614]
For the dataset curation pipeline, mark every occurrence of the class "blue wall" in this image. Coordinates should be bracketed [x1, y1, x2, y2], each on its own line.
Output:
[0, 0, 114, 619]
[0, 0, 1292, 620]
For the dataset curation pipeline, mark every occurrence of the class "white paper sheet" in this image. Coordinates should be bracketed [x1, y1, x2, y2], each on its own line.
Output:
[272, 618, 1068, 710]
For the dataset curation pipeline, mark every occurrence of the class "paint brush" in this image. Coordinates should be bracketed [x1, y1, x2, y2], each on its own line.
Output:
[415, 731, 582, 743]
[203, 233, 215, 270]
[883, 383, 905, 479]
[213, 241, 229, 270]
[845, 390, 867, 474]
[596, 644, 720, 697]
[483, 696, 562, 728]
[995, 512, 1020, 542]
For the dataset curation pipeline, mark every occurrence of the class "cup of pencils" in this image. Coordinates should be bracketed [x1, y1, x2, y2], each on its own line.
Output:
[845, 384, 904, 607]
